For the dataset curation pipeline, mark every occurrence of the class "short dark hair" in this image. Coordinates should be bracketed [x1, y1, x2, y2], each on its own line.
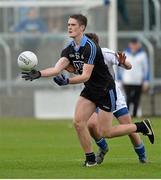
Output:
[85, 33, 99, 44]
[69, 14, 87, 28]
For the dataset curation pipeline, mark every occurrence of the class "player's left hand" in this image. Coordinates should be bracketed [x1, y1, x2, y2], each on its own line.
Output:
[53, 74, 69, 86]
[116, 51, 126, 65]
[21, 69, 41, 81]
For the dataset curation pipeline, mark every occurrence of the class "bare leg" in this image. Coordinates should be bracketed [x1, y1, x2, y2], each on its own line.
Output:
[73, 96, 96, 153]
[88, 111, 148, 163]
[88, 112, 141, 144]
[118, 114, 147, 162]
[98, 109, 137, 138]
[118, 114, 141, 145]
[87, 112, 101, 140]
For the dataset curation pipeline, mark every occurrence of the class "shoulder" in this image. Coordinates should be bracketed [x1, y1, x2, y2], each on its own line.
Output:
[85, 38, 97, 51]
[101, 48, 116, 59]
[84, 37, 100, 58]
[62, 41, 73, 51]
[61, 41, 73, 57]
[101, 48, 115, 54]
[135, 49, 148, 60]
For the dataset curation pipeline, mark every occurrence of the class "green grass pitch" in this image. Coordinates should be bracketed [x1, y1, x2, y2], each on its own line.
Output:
[0, 117, 160, 178]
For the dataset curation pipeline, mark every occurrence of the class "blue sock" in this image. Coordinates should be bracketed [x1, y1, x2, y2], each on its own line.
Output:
[95, 138, 108, 151]
[134, 143, 146, 160]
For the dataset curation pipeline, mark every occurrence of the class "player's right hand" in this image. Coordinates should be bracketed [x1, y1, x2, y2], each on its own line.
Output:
[21, 69, 41, 81]
[116, 51, 126, 65]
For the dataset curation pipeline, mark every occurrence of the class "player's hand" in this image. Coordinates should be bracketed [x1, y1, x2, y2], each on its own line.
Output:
[53, 74, 69, 86]
[116, 51, 126, 65]
[21, 69, 41, 81]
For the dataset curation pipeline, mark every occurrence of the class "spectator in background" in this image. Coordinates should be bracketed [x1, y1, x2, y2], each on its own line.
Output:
[16, 0, 37, 21]
[118, 38, 150, 117]
[14, 7, 48, 53]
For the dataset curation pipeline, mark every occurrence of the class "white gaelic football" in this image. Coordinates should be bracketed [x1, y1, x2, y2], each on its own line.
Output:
[17, 51, 38, 71]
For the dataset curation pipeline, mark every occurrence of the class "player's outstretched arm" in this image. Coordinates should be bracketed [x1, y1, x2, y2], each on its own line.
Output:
[22, 57, 70, 81]
[116, 52, 132, 70]
[40, 57, 70, 77]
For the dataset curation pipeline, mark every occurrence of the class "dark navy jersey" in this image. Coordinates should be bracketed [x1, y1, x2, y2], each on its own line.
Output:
[61, 35, 115, 89]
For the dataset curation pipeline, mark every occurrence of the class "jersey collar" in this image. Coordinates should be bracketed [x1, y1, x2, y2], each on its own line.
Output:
[71, 35, 88, 49]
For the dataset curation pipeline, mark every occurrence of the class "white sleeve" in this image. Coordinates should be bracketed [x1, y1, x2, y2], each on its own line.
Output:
[101, 48, 119, 66]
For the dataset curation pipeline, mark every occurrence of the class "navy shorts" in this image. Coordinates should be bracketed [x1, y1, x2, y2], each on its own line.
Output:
[80, 86, 117, 112]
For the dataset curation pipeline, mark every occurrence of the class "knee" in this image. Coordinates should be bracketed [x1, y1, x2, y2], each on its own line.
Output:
[73, 116, 85, 131]
[100, 128, 113, 138]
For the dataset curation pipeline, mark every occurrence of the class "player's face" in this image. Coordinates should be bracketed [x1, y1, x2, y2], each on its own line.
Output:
[68, 18, 84, 38]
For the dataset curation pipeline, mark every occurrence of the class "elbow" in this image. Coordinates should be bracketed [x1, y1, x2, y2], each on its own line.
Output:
[54, 70, 59, 76]
[82, 75, 90, 82]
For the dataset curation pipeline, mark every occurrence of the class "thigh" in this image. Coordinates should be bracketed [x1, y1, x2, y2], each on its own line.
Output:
[118, 113, 132, 124]
[98, 109, 113, 131]
[87, 112, 99, 132]
[74, 96, 96, 123]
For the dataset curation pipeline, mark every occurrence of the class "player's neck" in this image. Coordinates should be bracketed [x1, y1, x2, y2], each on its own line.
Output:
[74, 34, 84, 47]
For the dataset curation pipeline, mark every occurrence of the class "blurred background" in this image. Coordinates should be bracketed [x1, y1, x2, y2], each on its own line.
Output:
[0, 0, 161, 118]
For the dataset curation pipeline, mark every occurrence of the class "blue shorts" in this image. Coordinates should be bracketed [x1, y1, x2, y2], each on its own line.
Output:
[80, 86, 117, 112]
[95, 106, 129, 118]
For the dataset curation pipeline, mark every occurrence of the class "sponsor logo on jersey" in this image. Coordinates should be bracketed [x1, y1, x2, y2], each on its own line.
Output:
[73, 60, 84, 72]
[75, 52, 80, 59]
[69, 54, 75, 58]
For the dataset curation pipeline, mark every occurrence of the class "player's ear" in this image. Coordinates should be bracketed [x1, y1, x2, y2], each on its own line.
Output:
[80, 25, 86, 32]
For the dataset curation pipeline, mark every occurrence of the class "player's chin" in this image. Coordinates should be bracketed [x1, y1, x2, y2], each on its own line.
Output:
[69, 35, 75, 38]
[68, 33, 75, 38]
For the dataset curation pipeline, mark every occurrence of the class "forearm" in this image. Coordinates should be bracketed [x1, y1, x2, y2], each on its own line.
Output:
[124, 61, 132, 69]
[69, 74, 89, 84]
[40, 67, 60, 77]
[40, 57, 70, 77]
[119, 61, 132, 70]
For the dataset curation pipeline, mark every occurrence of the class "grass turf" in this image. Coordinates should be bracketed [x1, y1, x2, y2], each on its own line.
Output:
[0, 117, 160, 178]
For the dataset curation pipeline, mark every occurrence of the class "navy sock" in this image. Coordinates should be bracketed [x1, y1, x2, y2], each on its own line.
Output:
[85, 152, 96, 162]
[134, 143, 146, 160]
[95, 138, 108, 151]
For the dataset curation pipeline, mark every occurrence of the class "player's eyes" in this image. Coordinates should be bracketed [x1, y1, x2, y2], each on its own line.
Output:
[68, 24, 76, 27]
